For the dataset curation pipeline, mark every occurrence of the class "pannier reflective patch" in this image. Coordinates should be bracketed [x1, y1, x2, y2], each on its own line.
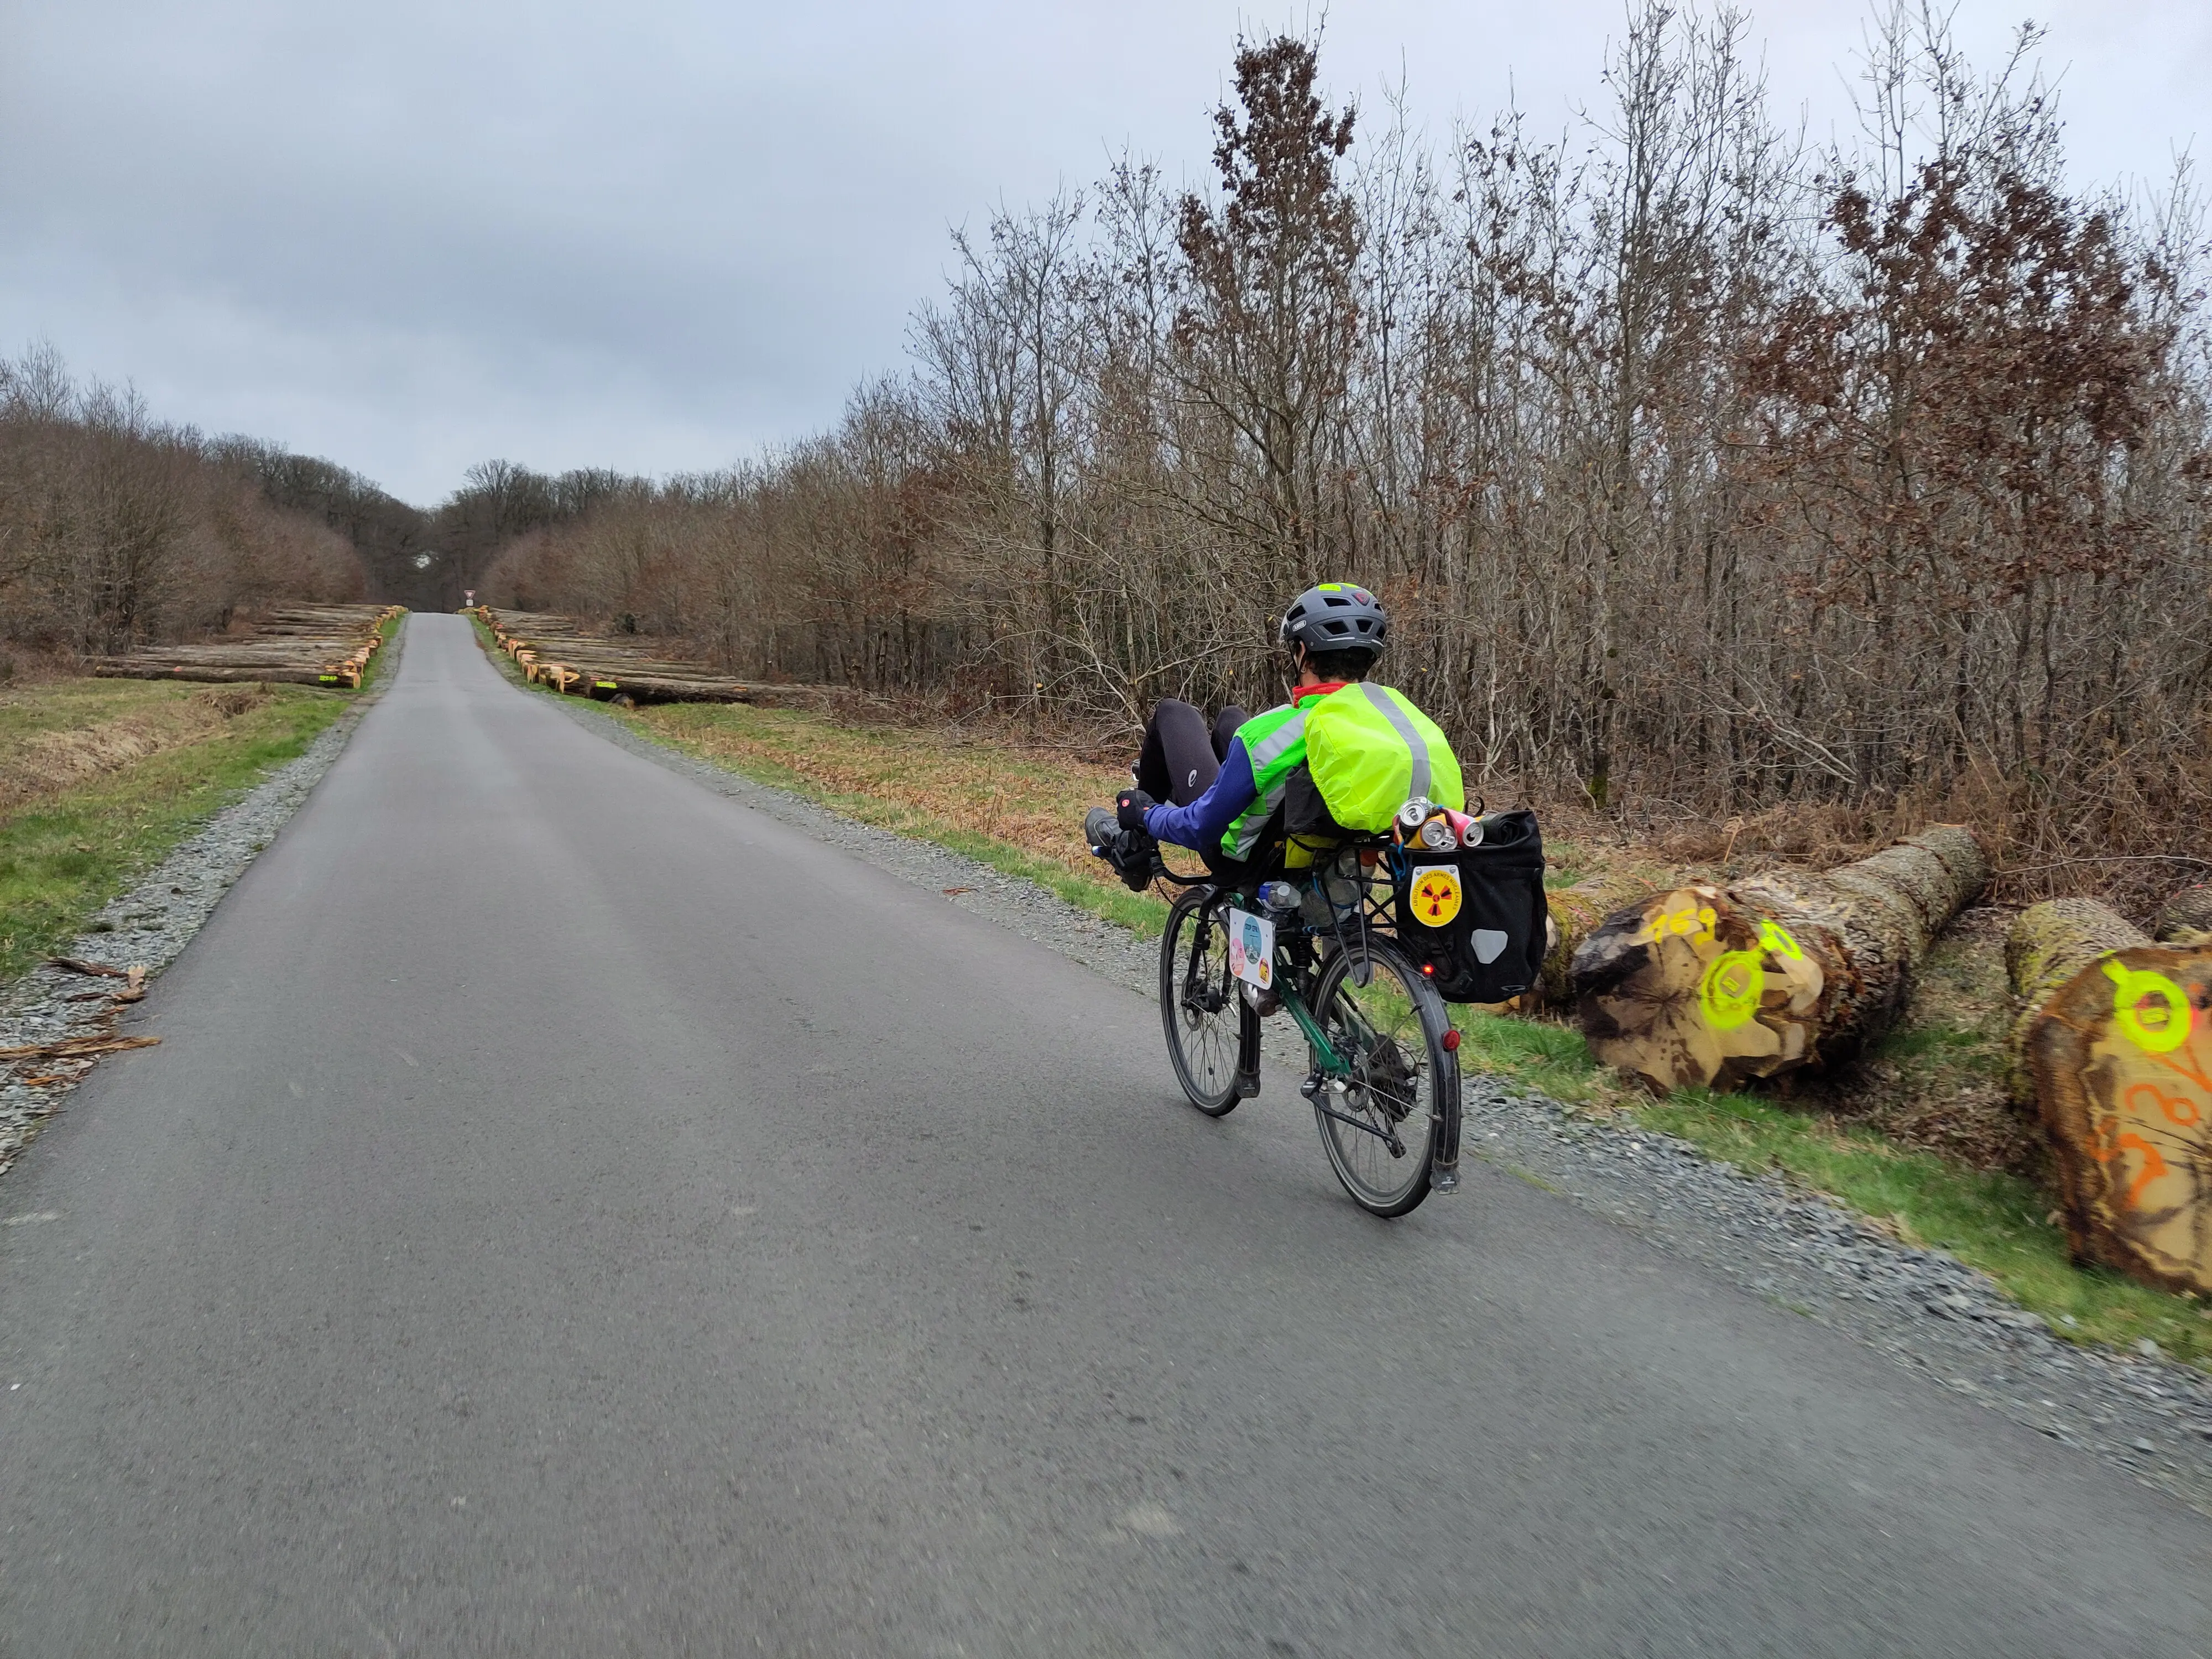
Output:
[1410, 865, 1462, 927]
[1473, 928, 1509, 963]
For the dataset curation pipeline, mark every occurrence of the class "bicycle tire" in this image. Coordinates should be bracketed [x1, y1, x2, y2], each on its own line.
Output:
[1159, 885, 1256, 1116]
[1307, 935, 1461, 1217]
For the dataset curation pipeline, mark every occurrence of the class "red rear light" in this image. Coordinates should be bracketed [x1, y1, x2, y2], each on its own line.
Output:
[1421, 963, 1434, 976]
[1442, 1029, 1462, 1051]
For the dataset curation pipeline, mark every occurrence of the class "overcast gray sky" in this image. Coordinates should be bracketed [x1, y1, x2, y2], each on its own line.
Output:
[3, 0, 2204, 506]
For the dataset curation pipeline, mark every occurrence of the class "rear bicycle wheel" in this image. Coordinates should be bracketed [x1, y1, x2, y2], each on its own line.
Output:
[1307, 936, 1460, 1217]
[1160, 886, 1256, 1115]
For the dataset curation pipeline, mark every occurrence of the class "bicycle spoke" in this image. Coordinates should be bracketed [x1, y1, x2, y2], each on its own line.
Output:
[1309, 938, 1452, 1215]
[1159, 887, 1248, 1116]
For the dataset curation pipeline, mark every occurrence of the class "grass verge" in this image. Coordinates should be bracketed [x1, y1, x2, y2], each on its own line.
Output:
[0, 680, 354, 986]
[477, 661, 2212, 1369]
[355, 610, 405, 693]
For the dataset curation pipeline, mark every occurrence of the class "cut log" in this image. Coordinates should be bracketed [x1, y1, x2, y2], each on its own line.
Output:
[2010, 898, 2212, 1296]
[89, 664, 351, 688]
[1537, 874, 1653, 1007]
[471, 605, 834, 706]
[1571, 825, 1986, 1092]
[2005, 898, 2151, 1102]
[2156, 884, 2212, 945]
[90, 604, 402, 688]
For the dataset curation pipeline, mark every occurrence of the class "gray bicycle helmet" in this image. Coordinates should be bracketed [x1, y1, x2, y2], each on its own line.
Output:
[1279, 582, 1388, 658]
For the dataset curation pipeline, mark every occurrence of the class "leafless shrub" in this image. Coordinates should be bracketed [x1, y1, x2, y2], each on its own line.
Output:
[0, 343, 365, 656]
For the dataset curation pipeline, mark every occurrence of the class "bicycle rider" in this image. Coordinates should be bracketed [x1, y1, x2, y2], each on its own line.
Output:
[1084, 583, 1404, 890]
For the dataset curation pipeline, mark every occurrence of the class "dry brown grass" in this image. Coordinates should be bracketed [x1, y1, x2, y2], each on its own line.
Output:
[0, 680, 275, 817]
[635, 702, 1138, 887]
[1791, 904, 2033, 1173]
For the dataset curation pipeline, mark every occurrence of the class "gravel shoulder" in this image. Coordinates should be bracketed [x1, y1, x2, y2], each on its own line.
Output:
[555, 691, 2212, 1517]
[0, 623, 406, 1177]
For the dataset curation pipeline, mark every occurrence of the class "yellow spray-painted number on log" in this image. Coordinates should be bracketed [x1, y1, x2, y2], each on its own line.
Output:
[2105, 959, 2192, 1054]
[1653, 904, 1718, 943]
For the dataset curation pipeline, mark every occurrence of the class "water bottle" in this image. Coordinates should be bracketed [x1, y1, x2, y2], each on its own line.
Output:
[1259, 880, 1300, 914]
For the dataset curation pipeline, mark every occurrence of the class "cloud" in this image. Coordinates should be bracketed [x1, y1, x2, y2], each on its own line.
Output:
[3, 0, 2204, 504]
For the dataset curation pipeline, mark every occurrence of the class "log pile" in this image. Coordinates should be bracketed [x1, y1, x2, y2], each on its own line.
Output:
[1569, 826, 1987, 1092]
[468, 607, 832, 708]
[2009, 898, 2212, 1297]
[90, 604, 404, 689]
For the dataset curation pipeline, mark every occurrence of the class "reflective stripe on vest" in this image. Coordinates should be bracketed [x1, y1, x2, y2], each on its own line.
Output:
[1222, 707, 1310, 859]
[1359, 682, 1431, 801]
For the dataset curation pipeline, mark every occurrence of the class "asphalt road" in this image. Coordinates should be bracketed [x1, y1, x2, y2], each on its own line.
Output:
[1, 614, 2206, 1657]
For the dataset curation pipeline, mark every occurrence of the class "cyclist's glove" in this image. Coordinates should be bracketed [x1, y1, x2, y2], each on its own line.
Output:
[1116, 789, 1156, 834]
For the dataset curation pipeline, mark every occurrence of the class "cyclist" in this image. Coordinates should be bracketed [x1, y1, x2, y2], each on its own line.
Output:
[1085, 582, 1407, 890]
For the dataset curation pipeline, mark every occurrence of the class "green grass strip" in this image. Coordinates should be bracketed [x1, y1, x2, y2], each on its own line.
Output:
[0, 688, 349, 984]
[354, 611, 405, 693]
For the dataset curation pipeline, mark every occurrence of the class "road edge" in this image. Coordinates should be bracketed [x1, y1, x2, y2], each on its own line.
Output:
[0, 616, 410, 1177]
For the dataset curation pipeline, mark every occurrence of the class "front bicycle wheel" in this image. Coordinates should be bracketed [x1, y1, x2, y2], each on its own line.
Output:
[1307, 936, 1461, 1217]
[1160, 886, 1256, 1115]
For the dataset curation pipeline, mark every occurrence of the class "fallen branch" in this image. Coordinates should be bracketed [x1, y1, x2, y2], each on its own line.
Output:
[0, 1034, 161, 1062]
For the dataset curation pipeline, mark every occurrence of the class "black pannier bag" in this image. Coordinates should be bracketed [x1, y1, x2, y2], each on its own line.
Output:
[1395, 810, 1547, 1003]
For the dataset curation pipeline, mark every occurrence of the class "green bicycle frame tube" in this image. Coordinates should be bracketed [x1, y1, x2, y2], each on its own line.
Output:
[1281, 984, 1353, 1078]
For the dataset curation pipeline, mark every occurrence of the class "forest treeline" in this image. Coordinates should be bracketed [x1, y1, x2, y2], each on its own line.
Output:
[0, 343, 367, 665]
[0, 343, 621, 654]
[477, 3, 2211, 894]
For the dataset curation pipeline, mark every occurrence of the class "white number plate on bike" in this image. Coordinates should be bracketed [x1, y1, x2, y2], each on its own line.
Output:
[1225, 907, 1275, 990]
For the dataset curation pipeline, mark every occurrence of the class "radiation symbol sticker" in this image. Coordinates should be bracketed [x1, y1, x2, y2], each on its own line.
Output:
[1410, 865, 1463, 927]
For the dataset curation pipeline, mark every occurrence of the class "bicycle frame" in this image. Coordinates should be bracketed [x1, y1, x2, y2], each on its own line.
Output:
[1160, 847, 1401, 1087]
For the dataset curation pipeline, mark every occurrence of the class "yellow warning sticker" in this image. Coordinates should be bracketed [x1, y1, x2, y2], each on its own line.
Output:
[1410, 865, 1462, 927]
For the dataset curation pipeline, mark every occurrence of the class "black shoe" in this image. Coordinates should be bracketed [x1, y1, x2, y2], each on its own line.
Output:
[1084, 808, 1160, 893]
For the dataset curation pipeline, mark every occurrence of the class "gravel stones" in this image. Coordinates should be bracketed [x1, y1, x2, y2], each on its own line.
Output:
[561, 693, 2212, 1516]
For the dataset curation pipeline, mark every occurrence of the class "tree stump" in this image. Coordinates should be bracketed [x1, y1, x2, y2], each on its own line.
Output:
[1571, 826, 1986, 1092]
[2012, 899, 2212, 1296]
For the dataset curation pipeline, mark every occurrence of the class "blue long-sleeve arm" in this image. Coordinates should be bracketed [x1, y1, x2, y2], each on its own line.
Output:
[1142, 737, 1256, 853]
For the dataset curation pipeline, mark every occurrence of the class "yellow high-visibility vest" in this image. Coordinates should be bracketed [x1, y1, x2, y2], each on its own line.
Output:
[1303, 682, 1464, 831]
